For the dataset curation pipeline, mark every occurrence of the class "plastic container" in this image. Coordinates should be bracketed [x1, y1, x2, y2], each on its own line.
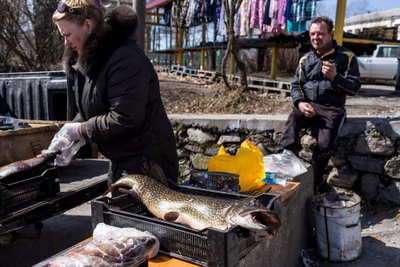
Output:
[312, 192, 362, 262]
[0, 71, 67, 120]
[91, 186, 279, 267]
[262, 172, 287, 186]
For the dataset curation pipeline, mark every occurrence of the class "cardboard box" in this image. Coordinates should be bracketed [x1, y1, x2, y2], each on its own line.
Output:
[0, 120, 62, 166]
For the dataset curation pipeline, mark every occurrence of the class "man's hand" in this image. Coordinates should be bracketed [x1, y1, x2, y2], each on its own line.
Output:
[298, 102, 316, 117]
[322, 61, 337, 81]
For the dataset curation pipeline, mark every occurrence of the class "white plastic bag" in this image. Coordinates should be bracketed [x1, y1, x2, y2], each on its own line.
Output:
[263, 150, 308, 180]
[47, 223, 160, 267]
[93, 223, 160, 261]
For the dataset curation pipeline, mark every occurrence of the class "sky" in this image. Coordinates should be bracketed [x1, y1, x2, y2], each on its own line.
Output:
[318, 0, 400, 20]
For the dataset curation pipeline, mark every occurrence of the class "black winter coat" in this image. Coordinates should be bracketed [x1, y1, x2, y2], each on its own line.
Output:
[291, 41, 361, 108]
[63, 6, 179, 182]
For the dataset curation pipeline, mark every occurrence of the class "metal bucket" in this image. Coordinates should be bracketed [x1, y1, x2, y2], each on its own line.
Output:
[312, 192, 362, 262]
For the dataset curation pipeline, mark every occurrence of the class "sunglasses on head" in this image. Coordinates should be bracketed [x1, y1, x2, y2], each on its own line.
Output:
[57, 2, 82, 15]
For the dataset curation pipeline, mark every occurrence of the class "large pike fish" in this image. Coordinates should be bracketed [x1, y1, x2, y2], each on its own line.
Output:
[103, 175, 281, 239]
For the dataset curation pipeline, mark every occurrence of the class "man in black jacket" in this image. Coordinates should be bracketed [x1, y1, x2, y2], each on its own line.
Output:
[279, 16, 361, 191]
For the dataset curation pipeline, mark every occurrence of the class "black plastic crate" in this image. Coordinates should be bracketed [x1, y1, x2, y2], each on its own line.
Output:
[0, 165, 60, 214]
[91, 186, 279, 267]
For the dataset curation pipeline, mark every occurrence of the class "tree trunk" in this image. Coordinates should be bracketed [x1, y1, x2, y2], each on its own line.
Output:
[220, 0, 247, 91]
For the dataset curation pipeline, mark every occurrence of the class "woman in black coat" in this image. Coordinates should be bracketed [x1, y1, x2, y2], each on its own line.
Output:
[46, 0, 179, 186]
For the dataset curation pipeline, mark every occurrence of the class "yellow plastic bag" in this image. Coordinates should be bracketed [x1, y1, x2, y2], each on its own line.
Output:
[207, 139, 265, 192]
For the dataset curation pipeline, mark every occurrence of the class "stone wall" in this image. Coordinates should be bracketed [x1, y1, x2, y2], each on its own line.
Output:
[169, 114, 400, 204]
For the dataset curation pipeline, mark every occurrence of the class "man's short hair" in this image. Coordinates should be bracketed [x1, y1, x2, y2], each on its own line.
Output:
[310, 16, 334, 33]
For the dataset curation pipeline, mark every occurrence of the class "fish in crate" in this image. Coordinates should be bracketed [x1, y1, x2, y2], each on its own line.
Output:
[103, 174, 281, 239]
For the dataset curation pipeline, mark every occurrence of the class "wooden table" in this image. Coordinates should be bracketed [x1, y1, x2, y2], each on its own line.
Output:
[149, 254, 199, 266]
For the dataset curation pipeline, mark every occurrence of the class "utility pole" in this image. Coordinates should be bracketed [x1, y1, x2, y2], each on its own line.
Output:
[334, 0, 347, 45]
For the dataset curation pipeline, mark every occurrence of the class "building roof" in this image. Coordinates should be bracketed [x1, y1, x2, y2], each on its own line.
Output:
[345, 8, 400, 25]
[146, 0, 174, 10]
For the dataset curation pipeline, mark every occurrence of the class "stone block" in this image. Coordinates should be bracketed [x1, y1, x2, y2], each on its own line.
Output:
[187, 128, 216, 144]
[384, 155, 400, 180]
[354, 134, 395, 156]
[190, 154, 211, 170]
[348, 155, 385, 174]
[379, 180, 400, 204]
[361, 173, 380, 200]
[217, 135, 241, 145]
[327, 166, 359, 189]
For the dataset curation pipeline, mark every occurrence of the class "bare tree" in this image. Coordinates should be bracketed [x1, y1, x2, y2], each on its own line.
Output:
[221, 0, 248, 91]
[346, 0, 370, 17]
[316, 0, 371, 19]
[0, 0, 63, 72]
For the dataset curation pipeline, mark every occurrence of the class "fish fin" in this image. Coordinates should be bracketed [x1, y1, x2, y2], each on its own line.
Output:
[164, 211, 180, 222]
[233, 185, 272, 208]
[119, 188, 141, 201]
[247, 185, 272, 197]
[102, 182, 130, 196]
[102, 186, 114, 196]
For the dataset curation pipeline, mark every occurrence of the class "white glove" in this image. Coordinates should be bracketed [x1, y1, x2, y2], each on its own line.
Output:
[59, 122, 82, 142]
[54, 139, 85, 166]
[43, 123, 85, 166]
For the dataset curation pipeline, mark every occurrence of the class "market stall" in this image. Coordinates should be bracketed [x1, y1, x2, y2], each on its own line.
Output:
[32, 168, 313, 267]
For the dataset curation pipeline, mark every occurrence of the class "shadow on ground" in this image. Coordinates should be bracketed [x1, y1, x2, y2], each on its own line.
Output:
[0, 211, 92, 267]
[314, 237, 400, 267]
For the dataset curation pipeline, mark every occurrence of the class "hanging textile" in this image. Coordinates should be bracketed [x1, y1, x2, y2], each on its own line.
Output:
[202, 0, 218, 22]
[284, 0, 292, 21]
[170, 0, 179, 26]
[185, 0, 201, 27]
[249, 0, 259, 29]
[234, 3, 241, 35]
[263, 0, 271, 25]
[217, 0, 226, 37]
[290, 0, 316, 23]
[239, 0, 251, 36]
[263, 0, 278, 33]
[277, 0, 287, 26]
[287, 20, 306, 32]
[257, 0, 266, 30]
[163, 2, 173, 26]
[179, 0, 192, 26]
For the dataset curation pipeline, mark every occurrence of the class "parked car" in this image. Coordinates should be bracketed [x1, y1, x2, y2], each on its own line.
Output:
[357, 44, 400, 83]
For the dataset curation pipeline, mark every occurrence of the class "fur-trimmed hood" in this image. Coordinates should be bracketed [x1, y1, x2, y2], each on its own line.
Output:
[63, 5, 138, 80]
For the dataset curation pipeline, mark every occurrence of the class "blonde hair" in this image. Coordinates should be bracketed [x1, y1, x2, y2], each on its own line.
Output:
[52, 0, 105, 26]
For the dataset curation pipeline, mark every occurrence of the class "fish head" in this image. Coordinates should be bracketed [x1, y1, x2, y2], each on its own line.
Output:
[226, 201, 281, 240]
[123, 236, 160, 259]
